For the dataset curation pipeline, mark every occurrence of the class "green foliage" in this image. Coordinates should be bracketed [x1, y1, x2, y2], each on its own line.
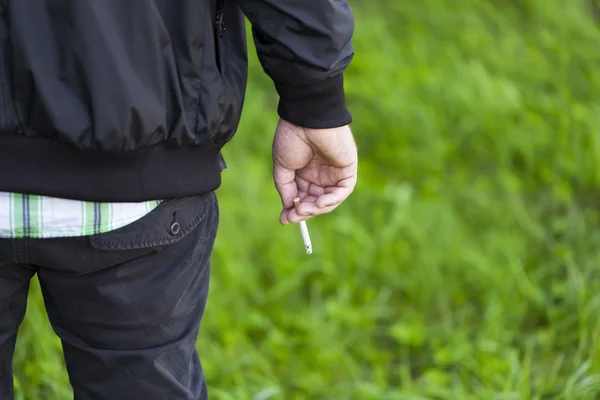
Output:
[13, 0, 600, 398]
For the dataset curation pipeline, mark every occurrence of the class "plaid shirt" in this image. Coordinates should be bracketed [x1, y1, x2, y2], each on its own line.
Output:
[0, 192, 161, 239]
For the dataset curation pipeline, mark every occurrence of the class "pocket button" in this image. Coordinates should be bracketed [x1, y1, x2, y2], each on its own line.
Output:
[170, 222, 181, 236]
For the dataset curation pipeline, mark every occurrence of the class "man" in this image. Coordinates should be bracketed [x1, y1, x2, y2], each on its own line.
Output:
[0, 0, 357, 399]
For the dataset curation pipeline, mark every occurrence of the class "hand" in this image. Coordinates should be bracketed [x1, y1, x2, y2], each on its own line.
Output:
[273, 119, 358, 224]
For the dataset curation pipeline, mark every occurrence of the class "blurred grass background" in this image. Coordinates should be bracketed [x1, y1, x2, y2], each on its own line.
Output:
[12, 0, 600, 398]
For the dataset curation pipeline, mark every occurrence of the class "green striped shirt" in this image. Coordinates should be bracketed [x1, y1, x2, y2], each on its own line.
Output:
[0, 192, 160, 239]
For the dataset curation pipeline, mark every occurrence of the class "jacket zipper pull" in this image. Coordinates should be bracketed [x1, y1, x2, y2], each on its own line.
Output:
[216, 13, 227, 37]
[216, 1, 227, 38]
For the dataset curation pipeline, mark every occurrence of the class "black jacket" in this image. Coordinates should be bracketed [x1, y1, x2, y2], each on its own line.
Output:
[0, 0, 354, 202]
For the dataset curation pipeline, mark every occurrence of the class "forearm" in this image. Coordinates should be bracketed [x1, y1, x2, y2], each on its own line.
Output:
[239, 0, 355, 128]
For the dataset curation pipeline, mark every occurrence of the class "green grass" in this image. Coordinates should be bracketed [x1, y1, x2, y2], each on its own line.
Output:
[12, 0, 600, 398]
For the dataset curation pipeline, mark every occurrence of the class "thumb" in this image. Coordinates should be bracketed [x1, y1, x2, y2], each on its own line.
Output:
[273, 161, 298, 209]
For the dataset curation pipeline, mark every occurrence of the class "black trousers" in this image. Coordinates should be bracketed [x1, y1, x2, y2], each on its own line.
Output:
[0, 192, 218, 400]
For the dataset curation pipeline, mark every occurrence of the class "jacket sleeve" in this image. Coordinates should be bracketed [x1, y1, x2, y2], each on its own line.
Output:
[238, 0, 355, 129]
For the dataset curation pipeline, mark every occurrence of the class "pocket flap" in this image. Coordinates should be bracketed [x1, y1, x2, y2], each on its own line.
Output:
[89, 195, 210, 251]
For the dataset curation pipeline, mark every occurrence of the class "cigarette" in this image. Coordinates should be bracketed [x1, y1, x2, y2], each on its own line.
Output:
[293, 197, 313, 254]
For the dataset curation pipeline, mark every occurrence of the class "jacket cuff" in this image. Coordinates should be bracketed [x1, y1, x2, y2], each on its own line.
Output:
[275, 73, 352, 129]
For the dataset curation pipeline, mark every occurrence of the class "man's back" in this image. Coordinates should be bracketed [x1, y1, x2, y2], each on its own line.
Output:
[0, 0, 246, 201]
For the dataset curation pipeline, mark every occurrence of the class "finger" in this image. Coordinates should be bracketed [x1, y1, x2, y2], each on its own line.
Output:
[281, 208, 314, 224]
[293, 195, 319, 216]
[296, 176, 311, 192]
[281, 207, 314, 225]
[282, 194, 339, 224]
[315, 187, 353, 209]
[280, 195, 317, 225]
[287, 204, 339, 223]
[280, 209, 290, 225]
[273, 163, 298, 209]
[308, 184, 325, 197]
[295, 177, 326, 197]
[296, 201, 339, 217]
[294, 205, 338, 223]
[316, 175, 356, 208]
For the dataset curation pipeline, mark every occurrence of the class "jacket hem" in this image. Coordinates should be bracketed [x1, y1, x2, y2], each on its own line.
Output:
[0, 135, 224, 202]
